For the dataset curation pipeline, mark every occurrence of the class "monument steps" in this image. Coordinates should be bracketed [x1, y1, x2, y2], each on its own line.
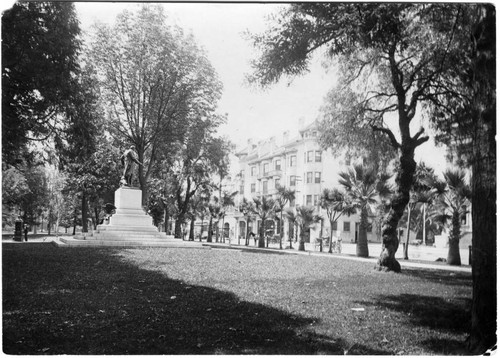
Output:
[97, 225, 161, 233]
[58, 237, 206, 248]
[57, 186, 205, 248]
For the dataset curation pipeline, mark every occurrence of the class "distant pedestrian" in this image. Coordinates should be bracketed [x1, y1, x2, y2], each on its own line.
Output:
[23, 225, 28, 242]
[249, 231, 256, 246]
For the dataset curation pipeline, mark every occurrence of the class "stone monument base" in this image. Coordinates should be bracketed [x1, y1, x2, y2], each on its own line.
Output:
[59, 187, 204, 248]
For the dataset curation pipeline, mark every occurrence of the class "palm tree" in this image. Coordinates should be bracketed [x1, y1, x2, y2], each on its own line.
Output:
[275, 184, 296, 249]
[432, 169, 472, 266]
[320, 188, 356, 253]
[295, 205, 321, 251]
[207, 197, 221, 243]
[283, 207, 298, 249]
[239, 198, 255, 245]
[402, 162, 437, 259]
[251, 196, 277, 248]
[219, 190, 238, 243]
[339, 164, 391, 258]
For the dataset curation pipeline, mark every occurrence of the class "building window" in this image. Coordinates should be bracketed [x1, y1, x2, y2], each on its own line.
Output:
[315, 151, 322, 162]
[262, 181, 268, 194]
[263, 163, 269, 175]
[307, 150, 313, 162]
[251, 183, 256, 193]
[314, 195, 319, 206]
[312, 131, 317, 137]
[332, 221, 337, 231]
[315, 172, 321, 183]
[251, 166, 257, 176]
[306, 172, 313, 184]
[290, 176, 296, 186]
[306, 195, 312, 206]
[239, 185, 244, 194]
[343, 221, 350, 232]
[275, 178, 280, 188]
[275, 159, 281, 171]
[289, 155, 296, 167]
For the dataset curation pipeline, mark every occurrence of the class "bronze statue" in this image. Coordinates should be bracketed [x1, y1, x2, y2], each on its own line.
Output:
[120, 145, 143, 187]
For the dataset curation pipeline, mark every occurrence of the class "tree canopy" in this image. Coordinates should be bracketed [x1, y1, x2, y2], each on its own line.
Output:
[248, 3, 474, 272]
[89, 4, 224, 202]
[2, 2, 81, 166]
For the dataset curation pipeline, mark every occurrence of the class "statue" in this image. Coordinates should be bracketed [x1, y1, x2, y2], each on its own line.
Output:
[120, 145, 143, 187]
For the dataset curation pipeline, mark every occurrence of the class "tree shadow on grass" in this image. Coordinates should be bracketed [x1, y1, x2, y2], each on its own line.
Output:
[354, 293, 471, 355]
[401, 267, 472, 288]
[3, 244, 390, 355]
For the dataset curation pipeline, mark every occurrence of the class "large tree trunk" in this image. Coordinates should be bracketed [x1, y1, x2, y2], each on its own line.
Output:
[404, 205, 412, 260]
[467, 81, 496, 350]
[189, 218, 195, 241]
[328, 223, 334, 253]
[174, 216, 183, 239]
[468, 130, 496, 352]
[447, 211, 461, 265]
[207, 217, 213, 243]
[298, 228, 305, 251]
[376, 145, 416, 272]
[279, 213, 283, 249]
[81, 191, 88, 233]
[466, 5, 496, 353]
[356, 207, 369, 257]
[258, 222, 266, 248]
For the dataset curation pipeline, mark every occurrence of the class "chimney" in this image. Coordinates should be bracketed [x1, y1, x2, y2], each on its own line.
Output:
[282, 130, 289, 144]
[298, 116, 305, 130]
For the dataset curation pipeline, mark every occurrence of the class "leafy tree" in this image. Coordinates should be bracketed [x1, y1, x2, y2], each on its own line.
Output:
[338, 164, 391, 257]
[318, 89, 397, 171]
[2, 2, 81, 166]
[15, 165, 50, 230]
[45, 167, 67, 235]
[2, 166, 30, 217]
[251, 196, 277, 248]
[169, 135, 231, 239]
[146, 178, 166, 228]
[320, 188, 356, 254]
[65, 139, 121, 232]
[275, 184, 295, 249]
[188, 190, 210, 241]
[89, 5, 223, 204]
[295, 206, 321, 251]
[248, 3, 468, 272]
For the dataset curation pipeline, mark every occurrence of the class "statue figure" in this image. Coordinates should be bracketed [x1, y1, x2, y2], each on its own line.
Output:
[120, 145, 143, 187]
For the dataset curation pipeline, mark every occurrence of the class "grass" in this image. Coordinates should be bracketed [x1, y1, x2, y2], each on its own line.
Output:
[3, 243, 472, 355]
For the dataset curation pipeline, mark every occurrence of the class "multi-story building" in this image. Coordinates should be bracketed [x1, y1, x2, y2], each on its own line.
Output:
[225, 121, 379, 245]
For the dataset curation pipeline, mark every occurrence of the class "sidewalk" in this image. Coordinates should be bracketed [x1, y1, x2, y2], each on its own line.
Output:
[206, 240, 472, 273]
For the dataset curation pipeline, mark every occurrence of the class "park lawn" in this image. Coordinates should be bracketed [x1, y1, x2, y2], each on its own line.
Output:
[3, 243, 471, 355]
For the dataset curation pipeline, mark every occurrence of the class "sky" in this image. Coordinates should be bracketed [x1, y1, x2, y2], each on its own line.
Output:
[75, 2, 448, 173]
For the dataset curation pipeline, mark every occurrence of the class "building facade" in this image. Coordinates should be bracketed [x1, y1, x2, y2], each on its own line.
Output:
[225, 122, 380, 245]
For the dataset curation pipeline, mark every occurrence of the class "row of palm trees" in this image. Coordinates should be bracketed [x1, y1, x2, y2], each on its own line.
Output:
[194, 163, 471, 265]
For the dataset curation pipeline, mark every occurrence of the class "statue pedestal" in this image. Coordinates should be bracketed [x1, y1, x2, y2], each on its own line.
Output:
[59, 187, 206, 248]
[94, 187, 165, 240]
[108, 187, 154, 227]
